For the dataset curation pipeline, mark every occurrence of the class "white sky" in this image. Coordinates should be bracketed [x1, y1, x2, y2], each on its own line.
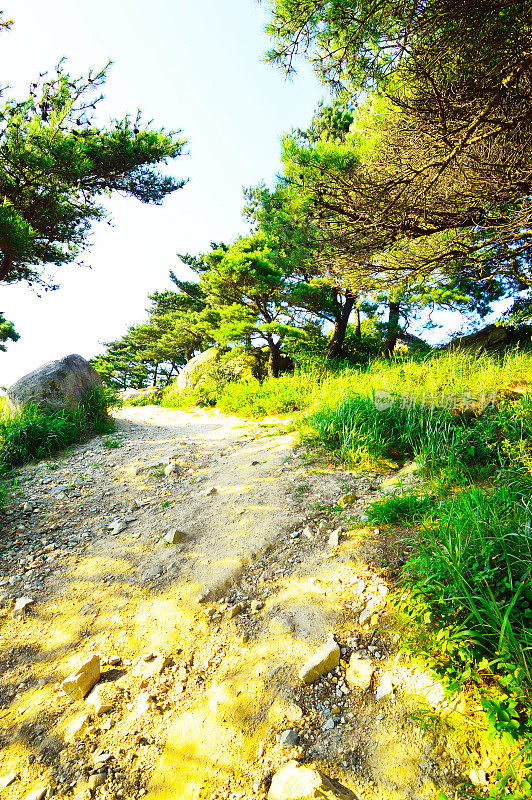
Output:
[0, 0, 324, 386]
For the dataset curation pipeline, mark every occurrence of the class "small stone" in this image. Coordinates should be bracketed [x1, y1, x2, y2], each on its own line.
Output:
[322, 717, 335, 731]
[0, 771, 17, 788]
[298, 636, 340, 684]
[66, 714, 90, 742]
[302, 525, 313, 539]
[25, 787, 48, 800]
[109, 655, 121, 666]
[359, 597, 382, 626]
[108, 519, 126, 535]
[134, 692, 152, 716]
[61, 655, 101, 700]
[13, 596, 34, 616]
[88, 773, 106, 790]
[250, 599, 264, 612]
[86, 683, 116, 715]
[202, 486, 217, 496]
[227, 602, 243, 619]
[132, 653, 169, 680]
[268, 761, 356, 800]
[164, 529, 187, 545]
[377, 584, 389, 599]
[337, 491, 357, 508]
[279, 729, 299, 748]
[164, 463, 176, 477]
[23, 501, 34, 513]
[142, 565, 162, 580]
[328, 528, 341, 548]
[375, 671, 393, 701]
[345, 654, 374, 691]
[50, 484, 69, 496]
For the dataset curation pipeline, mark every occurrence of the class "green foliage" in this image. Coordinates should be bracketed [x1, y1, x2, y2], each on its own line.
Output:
[0, 311, 19, 352]
[216, 374, 312, 417]
[102, 435, 121, 448]
[0, 62, 186, 287]
[0, 388, 112, 469]
[368, 491, 436, 524]
[123, 392, 160, 407]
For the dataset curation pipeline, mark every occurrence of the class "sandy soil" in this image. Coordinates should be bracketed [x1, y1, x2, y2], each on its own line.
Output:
[0, 406, 485, 800]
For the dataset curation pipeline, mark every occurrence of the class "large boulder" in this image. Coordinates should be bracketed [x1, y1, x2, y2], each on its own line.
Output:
[7, 354, 103, 413]
[445, 323, 532, 353]
[177, 347, 222, 389]
[176, 346, 293, 391]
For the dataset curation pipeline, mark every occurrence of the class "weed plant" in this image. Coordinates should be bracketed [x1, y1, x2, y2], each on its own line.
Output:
[0, 388, 113, 470]
[162, 373, 314, 417]
[368, 491, 437, 524]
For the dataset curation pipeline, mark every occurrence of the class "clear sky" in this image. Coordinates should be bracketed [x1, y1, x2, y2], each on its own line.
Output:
[0, 0, 324, 386]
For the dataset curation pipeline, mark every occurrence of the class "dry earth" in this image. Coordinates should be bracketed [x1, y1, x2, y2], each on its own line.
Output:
[0, 405, 486, 800]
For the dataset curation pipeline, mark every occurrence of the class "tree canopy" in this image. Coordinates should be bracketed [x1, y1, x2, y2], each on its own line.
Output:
[0, 62, 186, 288]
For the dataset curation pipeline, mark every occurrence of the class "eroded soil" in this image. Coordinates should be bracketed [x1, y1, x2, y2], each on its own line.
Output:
[0, 406, 486, 800]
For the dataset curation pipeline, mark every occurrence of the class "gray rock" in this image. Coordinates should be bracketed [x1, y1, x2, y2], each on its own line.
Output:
[13, 596, 34, 616]
[268, 761, 357, 800]
[24, 786, 48, 800]
[7, 354, 102, 413]
[107, 519, 126, 535]
[164, 529, 188, 545]
[0, 771, 17, 788]
[279, 729, 299, 748]
[359, 597, 382, 626]
[328, 528, 341, 548]
[345, 654, 374, 691]
[322, 717, 335, 731]
[88, 774, 106, 790]
[61, 655, 101, 700]
[142, 565, 163, 580]
[50, 485, 69, 496]
[177, 347, 221, 390]
[375, 671, 393, 701]
[298, 636, 340, 684]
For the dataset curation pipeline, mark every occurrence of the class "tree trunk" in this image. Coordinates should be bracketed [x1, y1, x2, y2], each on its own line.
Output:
[355, 306, 361, 339]
[152, 363, 159, 387]
[266, 336, 282, 378]
[383, 300, 401, 356]
[0, 254, 13, 282]
[327, 293, 356, 359]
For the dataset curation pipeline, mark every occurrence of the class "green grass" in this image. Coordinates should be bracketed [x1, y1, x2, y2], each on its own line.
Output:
[368, 490, 437, 524]
[162, 373, 314, 417]
[0, 388, 113, 471]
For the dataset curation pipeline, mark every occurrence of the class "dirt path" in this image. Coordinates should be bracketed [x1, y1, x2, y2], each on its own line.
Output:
[0, 406, 475, 800]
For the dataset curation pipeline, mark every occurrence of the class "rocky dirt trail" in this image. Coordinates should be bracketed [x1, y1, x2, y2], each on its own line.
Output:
[0, 406, 474, 800]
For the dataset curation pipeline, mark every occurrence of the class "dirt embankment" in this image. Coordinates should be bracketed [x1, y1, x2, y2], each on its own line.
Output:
[0, 406, 479, 800]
